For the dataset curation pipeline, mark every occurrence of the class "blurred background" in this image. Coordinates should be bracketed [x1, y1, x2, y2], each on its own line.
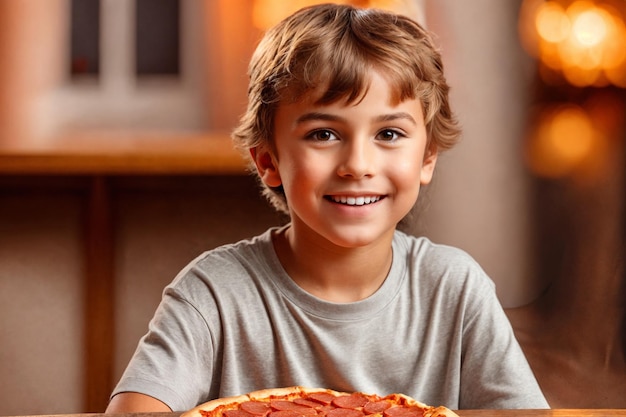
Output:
[0, 0, 624, 414]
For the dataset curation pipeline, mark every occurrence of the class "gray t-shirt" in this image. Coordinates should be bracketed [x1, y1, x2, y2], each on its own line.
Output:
[112, 228, 548, 411]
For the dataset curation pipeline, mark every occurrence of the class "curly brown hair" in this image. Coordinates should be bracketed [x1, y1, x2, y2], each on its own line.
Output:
[232, 3, 460, 214]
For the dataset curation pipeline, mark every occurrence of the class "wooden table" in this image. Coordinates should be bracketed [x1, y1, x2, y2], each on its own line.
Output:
[5, 411, 626, 417]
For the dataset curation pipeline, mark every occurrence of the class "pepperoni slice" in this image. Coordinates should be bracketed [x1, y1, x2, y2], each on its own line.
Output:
[241, 401, 272, 416]
[317, 405, 335, 414]
[307, 392, 337, 405]
[363, 401, 391, 415]
[383, 406, 424, 417]
[332, 394, 369, 409]
[269, 400, 317, 416]
[224, 410, 255, 417]
[270, 411, 304, 417]
[324, 409, 364, 417]
[293, 399, 324, 409]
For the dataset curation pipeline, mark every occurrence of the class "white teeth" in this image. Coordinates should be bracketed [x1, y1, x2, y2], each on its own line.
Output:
[331, 196, 380, 206]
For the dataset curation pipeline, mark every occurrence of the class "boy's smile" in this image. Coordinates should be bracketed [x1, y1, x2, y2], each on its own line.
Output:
[254, 70, 437, 251]
[326, 195, 382, 206]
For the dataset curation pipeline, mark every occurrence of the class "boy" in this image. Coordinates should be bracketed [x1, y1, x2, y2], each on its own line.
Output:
[106, 4, 548, 413]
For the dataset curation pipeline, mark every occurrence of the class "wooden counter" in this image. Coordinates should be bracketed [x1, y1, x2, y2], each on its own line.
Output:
[0, 131, 247, 175]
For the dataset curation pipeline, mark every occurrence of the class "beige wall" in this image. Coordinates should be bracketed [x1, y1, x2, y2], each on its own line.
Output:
[420, 0, 542, 307]
[0, 188, 84, 414]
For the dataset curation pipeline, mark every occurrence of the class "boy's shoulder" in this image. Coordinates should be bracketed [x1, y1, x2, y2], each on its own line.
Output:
[200, 228, 276, 260]
[172, 227, 279, 284]
[393, 230, 478, 265]
[393, 230, 492, 287]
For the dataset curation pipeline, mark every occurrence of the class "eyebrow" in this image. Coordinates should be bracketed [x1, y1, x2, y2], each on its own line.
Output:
[375, 112, 418, 125]
[295, 111, 418, 125]
[295, 112, 343, 124]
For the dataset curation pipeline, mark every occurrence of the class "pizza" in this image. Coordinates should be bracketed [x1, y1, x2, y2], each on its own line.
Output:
[181, 386, 459, 417]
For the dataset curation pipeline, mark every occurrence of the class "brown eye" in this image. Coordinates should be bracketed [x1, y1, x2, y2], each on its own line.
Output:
[308, 129, 338, 142]
[377, 129, 401, 142]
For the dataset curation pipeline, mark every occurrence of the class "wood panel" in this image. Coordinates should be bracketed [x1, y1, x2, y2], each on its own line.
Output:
[84, 176, 115, 412]
[0, 131, 247, 175]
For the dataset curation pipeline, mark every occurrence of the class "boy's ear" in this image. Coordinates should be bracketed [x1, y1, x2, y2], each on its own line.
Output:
[419, 146, 438, 185]
[250, 146, 282, 188]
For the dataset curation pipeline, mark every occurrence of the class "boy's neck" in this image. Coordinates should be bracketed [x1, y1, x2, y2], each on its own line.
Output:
[271, 225, 394, 303]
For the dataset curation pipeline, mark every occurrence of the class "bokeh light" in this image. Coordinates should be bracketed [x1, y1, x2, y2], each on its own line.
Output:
[524, 91, 625, 181]
[525, 104, 597, 178]
[519, 0, 626, 87]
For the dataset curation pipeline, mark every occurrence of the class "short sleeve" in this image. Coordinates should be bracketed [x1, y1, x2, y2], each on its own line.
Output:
[111, 286, 215, 411]
[459, 277, 549, 409]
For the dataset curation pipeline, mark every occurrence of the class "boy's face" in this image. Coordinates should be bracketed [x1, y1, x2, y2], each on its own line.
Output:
[253, 71, 437, 249]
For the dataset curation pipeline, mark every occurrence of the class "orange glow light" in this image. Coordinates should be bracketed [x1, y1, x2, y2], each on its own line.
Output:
[535, 2, 570, 43]
[569, 2, 608, 47]
[519, 0, 626, 87]
[525, 104, 599, 178]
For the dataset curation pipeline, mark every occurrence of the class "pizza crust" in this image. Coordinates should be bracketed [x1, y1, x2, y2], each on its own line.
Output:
[296, 387, 349, 397]
[423, 406, 459, 417]
[381, 392, 429, 409]
[183, 394, 249, 417]
[247, 386, 324, 400]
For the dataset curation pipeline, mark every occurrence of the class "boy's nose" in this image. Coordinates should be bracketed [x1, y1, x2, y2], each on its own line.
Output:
[336, 140, 375, 179]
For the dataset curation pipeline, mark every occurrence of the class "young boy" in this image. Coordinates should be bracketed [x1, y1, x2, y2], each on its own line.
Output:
[106, 4, 548, 413]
